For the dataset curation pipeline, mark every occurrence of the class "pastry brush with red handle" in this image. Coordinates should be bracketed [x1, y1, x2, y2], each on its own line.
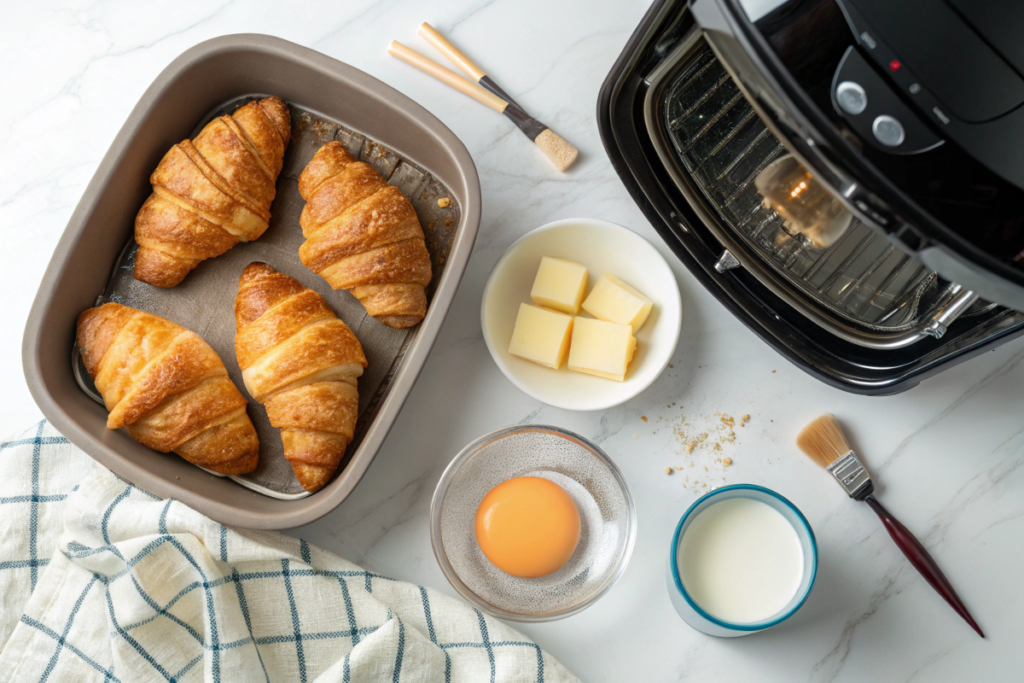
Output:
[796, 413, 984, 637]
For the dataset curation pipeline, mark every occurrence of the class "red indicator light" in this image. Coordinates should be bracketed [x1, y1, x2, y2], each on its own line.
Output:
[889, 59, 901, 71]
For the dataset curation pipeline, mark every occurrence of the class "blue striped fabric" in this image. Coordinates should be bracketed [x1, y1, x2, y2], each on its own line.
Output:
[0, 421, 579, 683]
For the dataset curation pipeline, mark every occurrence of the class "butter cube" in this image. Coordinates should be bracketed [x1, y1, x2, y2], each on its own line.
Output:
[508, 303, 574, 369]
[530, 257, 589, 314]
[568, 317, 637, 382]
[582, 274, 654, 333]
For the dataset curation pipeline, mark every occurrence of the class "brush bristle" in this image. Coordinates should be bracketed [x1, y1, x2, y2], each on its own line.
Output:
[796, 413, 852, 468]
[534, 128, 578, 172]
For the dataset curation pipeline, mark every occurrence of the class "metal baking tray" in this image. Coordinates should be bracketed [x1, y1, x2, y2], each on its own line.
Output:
[22, 35, 481, 529]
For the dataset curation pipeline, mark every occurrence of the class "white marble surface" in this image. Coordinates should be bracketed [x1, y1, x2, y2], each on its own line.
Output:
[3, 2, 1023, 681]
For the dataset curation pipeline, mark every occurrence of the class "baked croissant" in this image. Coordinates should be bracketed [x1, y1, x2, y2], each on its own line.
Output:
[134, 96, 292, 288]
[297, 141, 433, 328]
[77, 303, 259, 475]
[234, 262, 368, 492]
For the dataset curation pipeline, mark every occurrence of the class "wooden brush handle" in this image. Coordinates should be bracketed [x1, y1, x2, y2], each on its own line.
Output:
[387, 41, 508, 113]
[865, 495, 984, 637]
[418, 23, 486, 82]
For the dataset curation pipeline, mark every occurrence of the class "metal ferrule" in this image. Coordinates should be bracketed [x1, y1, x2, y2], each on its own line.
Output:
[826, 450, 874, 499]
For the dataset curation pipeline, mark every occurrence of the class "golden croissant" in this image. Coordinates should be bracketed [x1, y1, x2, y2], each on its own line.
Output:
[77, 303, 259, 474]
[134, 96, 292, 288]
[297, 141, 433, 328]
[234, 262, 368, 492]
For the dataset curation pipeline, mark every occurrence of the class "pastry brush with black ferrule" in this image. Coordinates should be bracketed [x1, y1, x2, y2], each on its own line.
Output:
[796, 413, 984, 638]
[416, 22, 578, 172]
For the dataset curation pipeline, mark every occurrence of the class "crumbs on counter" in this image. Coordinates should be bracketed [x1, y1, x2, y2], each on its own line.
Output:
[437, 197, 451, 208]
[632, 433, 638, 439]
[653, 407, 752, 490]
[641, 415, 648, 423]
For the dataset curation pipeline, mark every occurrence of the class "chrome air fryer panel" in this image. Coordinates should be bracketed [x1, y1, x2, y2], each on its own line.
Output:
[644, 35, 983, 347]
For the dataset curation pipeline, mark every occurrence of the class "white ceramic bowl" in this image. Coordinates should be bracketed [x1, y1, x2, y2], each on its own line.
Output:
[482, 218, 682, 411]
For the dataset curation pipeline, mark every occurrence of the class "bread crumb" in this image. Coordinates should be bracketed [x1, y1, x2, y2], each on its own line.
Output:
[641, 416, 648, 423]
[742, 414, 751, 422]
[674, 467, 684, 471]
[723, 458, 732, 466]
[772, 370, 776, 373]
[437, 197, 451, 208]
[632, 433, 638, 439]
[665, 467, 672, 475]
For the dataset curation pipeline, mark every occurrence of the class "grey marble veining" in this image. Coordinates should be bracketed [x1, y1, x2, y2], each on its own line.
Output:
[2, 1, 1023, 681]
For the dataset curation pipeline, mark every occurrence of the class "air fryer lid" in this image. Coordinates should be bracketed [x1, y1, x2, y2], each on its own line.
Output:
[691, 0, 1024, 312]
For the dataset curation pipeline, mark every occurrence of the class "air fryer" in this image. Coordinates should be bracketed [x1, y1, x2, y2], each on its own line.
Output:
[597, 0, 1024, 394]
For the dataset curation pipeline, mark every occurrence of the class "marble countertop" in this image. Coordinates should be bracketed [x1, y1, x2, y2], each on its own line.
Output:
[3, 1, 1023, 681]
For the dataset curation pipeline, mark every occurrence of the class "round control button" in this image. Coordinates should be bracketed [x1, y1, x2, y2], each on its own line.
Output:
[872, 115, 905, 147]
[836, 81, 868, 115]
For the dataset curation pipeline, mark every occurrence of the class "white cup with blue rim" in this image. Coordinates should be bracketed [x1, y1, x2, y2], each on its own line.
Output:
[667, 484, 817, 637]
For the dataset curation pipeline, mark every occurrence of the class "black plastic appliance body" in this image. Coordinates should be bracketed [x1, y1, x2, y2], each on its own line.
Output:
[597, 0, 1024, 394]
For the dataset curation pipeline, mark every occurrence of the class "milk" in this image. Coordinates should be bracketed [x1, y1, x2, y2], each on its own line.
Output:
[675, 497, 804, 623]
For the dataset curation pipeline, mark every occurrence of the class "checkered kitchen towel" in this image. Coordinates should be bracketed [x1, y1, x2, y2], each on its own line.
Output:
[0, 421, 578, 682]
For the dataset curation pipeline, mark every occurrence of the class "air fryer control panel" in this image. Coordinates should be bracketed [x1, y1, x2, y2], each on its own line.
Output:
[831, 46, 942, 155]
[743, 0, 1024, 301]
[839, 0, 1024, 124]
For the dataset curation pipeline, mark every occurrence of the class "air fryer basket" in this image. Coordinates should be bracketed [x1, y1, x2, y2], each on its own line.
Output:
[23, 35, 481, 528]
[597, 0, 1024, 394]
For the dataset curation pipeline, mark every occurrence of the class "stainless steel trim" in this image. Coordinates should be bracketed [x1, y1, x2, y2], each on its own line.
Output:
[715, 249, 741, 272]
[826, 450, 873, 499]
[923, 287, 978, 338]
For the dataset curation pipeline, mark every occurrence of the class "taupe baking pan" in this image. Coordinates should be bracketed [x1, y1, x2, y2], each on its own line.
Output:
[22, 34, 481, 529]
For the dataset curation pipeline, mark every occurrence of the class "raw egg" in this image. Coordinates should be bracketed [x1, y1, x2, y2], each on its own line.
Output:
[474, 476, 581, 578]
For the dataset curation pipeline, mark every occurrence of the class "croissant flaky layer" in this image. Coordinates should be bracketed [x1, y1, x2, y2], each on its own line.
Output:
[297, 141, 432, 328]
[77, 303, 259, 475]
[234, 262, 368, 492]
[134, 96, 292, 288]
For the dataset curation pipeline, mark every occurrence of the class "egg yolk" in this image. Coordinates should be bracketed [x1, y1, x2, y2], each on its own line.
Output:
[474, 476, 581, 578]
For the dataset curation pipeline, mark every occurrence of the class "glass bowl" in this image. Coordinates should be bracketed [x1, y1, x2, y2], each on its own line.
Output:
[430, 425, 636, 621]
